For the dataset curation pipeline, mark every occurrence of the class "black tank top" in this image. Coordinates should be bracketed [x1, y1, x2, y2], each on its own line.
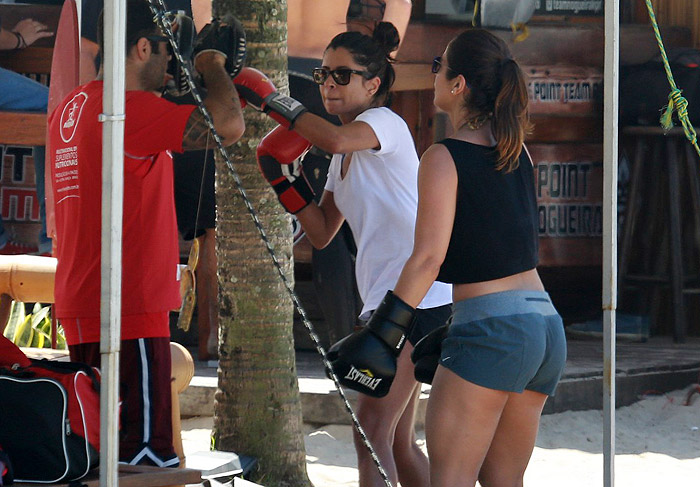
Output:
[436, 139, 539, 284]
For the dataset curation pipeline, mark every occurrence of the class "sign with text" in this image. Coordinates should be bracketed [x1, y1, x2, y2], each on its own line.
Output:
[530, 143, 603, 267]
[1, 144, 41, 245]
[526, 66, 603, 116]
[534, 0, 603, 16]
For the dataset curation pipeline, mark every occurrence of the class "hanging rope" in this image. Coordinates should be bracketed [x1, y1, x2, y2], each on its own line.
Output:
[645, 0, 700, 158]
[145, 2, 394, 486]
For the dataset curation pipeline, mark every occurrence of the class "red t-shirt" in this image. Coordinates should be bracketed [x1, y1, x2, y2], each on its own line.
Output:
[48, 81, 196, 343]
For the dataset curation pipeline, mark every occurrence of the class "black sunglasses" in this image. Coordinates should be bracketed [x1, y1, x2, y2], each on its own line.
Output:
[432, 56, 457, 75]
[312, 67, 370, 86]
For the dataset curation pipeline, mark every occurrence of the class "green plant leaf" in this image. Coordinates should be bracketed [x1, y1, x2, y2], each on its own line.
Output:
[55, 323, 67, 350]
[31, 305, 51, 331]
[30, 327, 45, 348]
[3, 300, 26, 341]
[13, 315, 34, 347]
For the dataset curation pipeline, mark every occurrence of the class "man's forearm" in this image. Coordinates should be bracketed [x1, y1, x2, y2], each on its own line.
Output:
[203, 66, 242, 130]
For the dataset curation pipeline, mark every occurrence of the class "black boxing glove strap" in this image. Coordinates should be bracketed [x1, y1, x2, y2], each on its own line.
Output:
[371, 291, 416, 328]
[366, 291, 416, 354]
[367, 321, 411, 354]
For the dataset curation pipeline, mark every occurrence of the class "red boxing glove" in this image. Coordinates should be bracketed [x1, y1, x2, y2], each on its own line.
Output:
[257, 126, 315, 214]
[233, 67, 274, 110]
[234, 67, 308, 129]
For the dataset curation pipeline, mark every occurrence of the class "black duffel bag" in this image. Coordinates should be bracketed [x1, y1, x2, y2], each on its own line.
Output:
[0, 336, 100, 484]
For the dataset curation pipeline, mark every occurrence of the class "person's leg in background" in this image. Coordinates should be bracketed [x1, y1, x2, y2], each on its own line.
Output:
[33, 146, 51, 255]
[0, 67, 50, 254]
[69, 333, 179, 467]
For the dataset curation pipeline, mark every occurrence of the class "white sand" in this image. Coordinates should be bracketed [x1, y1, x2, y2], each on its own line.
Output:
[181, 386, 700, 486]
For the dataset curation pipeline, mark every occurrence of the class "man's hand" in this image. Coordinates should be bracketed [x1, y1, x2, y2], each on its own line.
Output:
[193, 50, 227, 74]
[12, 18, 53, 47]
[193, 16, 246, 79]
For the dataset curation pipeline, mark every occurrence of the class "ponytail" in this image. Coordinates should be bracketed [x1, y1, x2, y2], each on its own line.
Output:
[492, 59, 531, 172]
[445, 28, 532, 172]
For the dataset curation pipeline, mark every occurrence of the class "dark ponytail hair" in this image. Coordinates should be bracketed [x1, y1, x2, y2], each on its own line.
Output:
[446, 28, 531, 172]
[326, 21, 400, 107]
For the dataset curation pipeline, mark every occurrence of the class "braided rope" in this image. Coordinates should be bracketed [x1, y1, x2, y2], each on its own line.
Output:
[645, 0, 700, 157]
[144, 2, 394, 485]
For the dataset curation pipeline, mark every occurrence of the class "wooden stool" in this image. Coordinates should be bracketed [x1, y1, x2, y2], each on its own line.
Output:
[620, 126, 700, 342]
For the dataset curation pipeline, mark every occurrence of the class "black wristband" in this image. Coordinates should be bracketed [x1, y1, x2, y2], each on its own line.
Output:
[12, 31, 26, 49]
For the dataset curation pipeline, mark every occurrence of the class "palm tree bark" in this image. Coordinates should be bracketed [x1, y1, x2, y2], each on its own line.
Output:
[211, 0, 310, 485]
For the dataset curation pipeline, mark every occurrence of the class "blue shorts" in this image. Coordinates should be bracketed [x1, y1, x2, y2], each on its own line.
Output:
[440, 290, 567, 396]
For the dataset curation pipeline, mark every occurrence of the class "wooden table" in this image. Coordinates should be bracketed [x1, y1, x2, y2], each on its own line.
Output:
[14, 464, 202, 487]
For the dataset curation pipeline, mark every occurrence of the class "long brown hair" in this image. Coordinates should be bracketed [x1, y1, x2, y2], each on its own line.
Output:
[445, 28, 531, 172]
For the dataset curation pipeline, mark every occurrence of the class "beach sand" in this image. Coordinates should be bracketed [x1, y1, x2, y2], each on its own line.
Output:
[182, 386, 700, 486]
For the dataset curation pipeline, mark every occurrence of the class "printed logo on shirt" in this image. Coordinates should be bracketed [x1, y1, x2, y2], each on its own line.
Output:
[60, 92, 88, 143]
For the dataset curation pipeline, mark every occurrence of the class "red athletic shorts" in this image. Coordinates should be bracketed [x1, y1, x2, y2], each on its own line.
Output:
[68, 337, 179, 467]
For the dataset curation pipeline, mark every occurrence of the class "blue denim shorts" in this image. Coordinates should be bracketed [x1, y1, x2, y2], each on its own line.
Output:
[440, 290, 567, 396]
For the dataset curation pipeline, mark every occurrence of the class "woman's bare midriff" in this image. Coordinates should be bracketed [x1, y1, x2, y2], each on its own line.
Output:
[452, 268, 545, 303]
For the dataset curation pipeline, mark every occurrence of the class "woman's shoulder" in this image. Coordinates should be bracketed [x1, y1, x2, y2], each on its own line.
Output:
[357, 106, 404, 124]
[421, 142, 456, 168]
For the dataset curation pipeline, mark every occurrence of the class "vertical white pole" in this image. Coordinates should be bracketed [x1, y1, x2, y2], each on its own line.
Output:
[603, 0, 620, 486]
[99, 0, 125, 485]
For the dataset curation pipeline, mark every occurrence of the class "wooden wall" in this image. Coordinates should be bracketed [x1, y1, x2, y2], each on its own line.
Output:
[634, 0, 700, 49]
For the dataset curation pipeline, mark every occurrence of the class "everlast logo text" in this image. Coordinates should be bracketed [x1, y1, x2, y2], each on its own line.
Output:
[344, 366, 383, 391]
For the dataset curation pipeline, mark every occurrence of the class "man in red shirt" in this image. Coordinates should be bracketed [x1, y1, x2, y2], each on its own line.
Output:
[48, 0, 244, 467]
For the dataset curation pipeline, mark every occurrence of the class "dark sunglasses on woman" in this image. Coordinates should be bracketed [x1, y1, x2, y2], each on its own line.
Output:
[431, 56, 445, 74]
[312, 67, 370, 85]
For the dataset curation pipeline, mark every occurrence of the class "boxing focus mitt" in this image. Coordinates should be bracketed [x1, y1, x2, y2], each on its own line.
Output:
[193, 15, 246, 79]
[326, 291, 416, 398]
[410, 324, 448, 384]
[257, 125, 314, 214]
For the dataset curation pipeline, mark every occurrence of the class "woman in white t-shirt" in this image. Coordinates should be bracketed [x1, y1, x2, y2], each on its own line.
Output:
[256, 22, 452, 487]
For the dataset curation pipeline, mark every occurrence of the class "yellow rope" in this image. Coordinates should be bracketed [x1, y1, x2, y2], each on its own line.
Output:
[645, 0, 700, 157]
[511, 22, 530, 43]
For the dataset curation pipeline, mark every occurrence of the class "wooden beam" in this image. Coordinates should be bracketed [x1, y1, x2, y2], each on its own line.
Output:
[396, 22, 691, 67]
[393, 63, 433, 91]
[0, 47, 54, 75]
[0, 112, 47, 146]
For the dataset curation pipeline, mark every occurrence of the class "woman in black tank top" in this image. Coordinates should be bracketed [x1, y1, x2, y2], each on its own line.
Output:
[377, 28, 567, 486]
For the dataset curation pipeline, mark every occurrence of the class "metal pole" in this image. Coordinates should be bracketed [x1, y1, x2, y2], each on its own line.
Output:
[603, 0, 620, 486]
[99, 0, 126, 485]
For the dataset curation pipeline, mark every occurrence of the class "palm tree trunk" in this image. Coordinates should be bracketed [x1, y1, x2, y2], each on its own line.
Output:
[211, 0, 310, 485]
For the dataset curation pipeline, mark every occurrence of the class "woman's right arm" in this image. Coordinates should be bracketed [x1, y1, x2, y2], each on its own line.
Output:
[295, 190, 345, 249]
[392, 143, 457, 307]
[292, 112, 381, 155]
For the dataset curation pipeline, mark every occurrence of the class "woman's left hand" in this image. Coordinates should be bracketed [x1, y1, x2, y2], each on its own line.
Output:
[12, 18, 54, 47]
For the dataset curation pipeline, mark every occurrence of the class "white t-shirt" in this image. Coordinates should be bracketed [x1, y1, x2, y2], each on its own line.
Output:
[324, 107, 452, 317]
